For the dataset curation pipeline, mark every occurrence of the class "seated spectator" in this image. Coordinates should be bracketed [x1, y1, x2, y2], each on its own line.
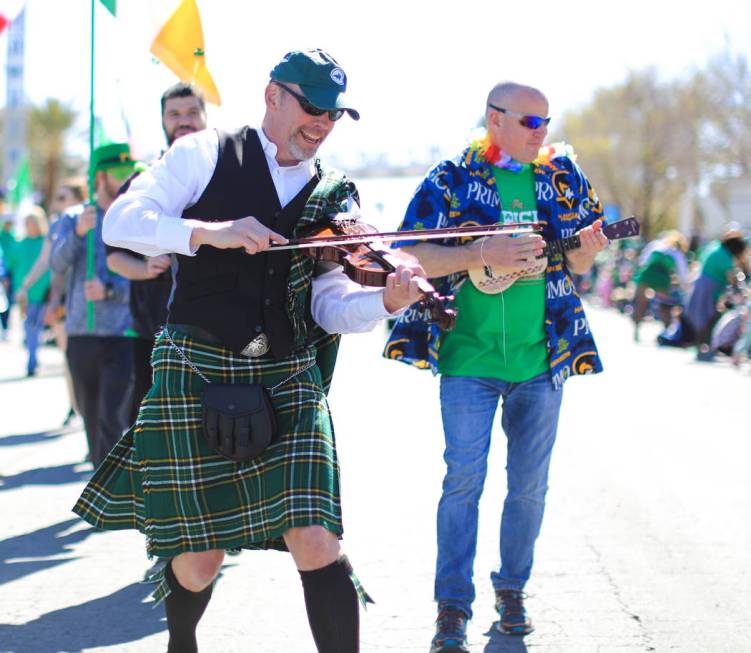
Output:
[684, 225, 747, 361]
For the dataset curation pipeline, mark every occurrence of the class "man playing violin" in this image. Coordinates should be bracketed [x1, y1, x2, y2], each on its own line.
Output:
[73, 49, 424, 653]
[384, 81, 608, 652]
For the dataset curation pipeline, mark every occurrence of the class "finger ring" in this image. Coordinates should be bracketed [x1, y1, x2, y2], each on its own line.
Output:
[394, 281, 401, 288]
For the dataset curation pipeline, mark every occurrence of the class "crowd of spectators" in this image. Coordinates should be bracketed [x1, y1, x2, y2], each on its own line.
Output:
[580, 223, 750, 368]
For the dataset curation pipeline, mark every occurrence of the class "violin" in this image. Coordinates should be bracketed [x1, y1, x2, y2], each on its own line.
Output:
[270, 215, 535, 331]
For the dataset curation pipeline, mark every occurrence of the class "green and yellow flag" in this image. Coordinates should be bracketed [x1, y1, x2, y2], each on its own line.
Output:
[150, 0, 221, 105]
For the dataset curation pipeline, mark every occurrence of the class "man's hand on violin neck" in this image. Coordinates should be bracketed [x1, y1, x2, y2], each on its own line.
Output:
[188, 216, 288, 254]
[382, 264, 428, 314]
[471, 233, 545, 269]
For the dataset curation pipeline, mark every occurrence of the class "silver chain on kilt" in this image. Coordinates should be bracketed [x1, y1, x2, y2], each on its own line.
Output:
[163, 327, 315, 396]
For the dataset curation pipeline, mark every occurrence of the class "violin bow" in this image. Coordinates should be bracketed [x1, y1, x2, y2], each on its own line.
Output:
[269, 223, 537, 252]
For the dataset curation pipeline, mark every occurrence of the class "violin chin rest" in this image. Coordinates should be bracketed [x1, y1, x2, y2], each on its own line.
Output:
[314, 260, 340, 275]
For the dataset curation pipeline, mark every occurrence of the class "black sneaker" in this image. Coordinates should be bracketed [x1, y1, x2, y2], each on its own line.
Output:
[495, 589, 534, 636]
[430, 606, 469, 653]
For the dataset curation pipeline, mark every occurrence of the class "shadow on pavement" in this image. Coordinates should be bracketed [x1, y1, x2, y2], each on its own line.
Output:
[0, 427, 76, 447]
[0, 375, 35, 385]
[0, 463, 91, 491]
[482, 623, 529, 652]
[0, 582, 166, 652]
[0, 367, 64, 385]
[0, 518, 98, 586]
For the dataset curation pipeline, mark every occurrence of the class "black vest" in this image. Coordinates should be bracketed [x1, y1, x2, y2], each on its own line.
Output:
[168, 127, 318, 359]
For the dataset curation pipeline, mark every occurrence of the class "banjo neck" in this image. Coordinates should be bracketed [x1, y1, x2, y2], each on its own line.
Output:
[544, 217, 641, 257]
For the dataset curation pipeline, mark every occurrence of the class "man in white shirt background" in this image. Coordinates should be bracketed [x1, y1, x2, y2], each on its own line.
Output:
[106, 82, 208, 422]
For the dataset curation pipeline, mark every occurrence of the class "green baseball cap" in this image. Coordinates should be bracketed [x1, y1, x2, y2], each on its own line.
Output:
[91, 143, 146, 181]
[270, 49, 360, 120]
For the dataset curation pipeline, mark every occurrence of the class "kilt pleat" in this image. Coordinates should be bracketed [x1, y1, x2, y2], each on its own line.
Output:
[72, 328, 343, 557]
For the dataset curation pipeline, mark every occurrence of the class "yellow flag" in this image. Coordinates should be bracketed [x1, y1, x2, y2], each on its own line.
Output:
[150, 0, 221, 105]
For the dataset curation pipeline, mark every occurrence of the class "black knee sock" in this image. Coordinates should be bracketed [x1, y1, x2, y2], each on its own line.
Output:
[164, 560, 213, 653]
[299, 556, 359, 653]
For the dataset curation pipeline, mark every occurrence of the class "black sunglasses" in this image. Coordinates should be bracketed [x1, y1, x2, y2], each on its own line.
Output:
[273, 81, 345, 122]
[489, 103, 551, 130]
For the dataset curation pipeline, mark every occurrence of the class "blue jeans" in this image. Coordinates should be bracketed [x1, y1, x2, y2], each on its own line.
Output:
[435, 373, 563, 618]
[24, 302, 46, 374]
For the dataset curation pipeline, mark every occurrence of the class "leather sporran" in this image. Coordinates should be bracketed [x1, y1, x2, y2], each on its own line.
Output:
[201, 384, 277, 461]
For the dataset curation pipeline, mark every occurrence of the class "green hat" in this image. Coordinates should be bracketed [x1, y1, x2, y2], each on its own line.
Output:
[270, 49, 360, 120]
[91, 142, 146, 181]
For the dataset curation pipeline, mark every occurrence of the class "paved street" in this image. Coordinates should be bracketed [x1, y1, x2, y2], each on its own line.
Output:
[1, 305, 750, 653]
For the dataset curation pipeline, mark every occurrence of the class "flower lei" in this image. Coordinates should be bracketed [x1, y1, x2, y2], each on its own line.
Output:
[534, 141, 576, 166]
[469, 132, 525, 172]
[467, 130, 576, 170]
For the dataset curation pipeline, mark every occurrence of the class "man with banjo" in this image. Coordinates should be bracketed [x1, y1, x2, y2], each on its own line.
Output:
[384, 81, 612, 652]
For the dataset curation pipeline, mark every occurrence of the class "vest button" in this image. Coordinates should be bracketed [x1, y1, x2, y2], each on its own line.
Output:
[264, 298, 272, 306]
[255, 325, 263, 333]
[268, 268, 275, 276]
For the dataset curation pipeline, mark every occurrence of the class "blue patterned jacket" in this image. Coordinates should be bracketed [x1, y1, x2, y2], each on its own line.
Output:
[383, 142, 605, 389]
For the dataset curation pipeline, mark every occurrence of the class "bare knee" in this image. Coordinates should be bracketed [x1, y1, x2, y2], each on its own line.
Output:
[172, 549, 225, 591]
[284, 525, 340, 571]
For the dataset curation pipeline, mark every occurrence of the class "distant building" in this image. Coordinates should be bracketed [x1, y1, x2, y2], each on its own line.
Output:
[679, 177, 751, 242]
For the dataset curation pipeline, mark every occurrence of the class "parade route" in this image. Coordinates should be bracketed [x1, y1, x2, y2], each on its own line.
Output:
[1, 305, 750, 653]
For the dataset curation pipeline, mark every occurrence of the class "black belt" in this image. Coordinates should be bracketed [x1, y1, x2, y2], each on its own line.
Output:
[166, 323, 223, 345]
[166, 323, 271, 358]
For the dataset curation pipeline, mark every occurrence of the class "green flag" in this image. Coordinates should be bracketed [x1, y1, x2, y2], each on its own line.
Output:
[93, 116, 115, 148]
[8, 157, 33, 209]
[99, 0, 116, 16]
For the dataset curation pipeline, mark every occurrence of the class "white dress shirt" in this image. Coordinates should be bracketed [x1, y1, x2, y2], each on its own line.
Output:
[103, 127, 395, 334]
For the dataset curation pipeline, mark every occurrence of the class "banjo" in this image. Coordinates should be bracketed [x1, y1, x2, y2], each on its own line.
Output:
[468, 217, 640, 294]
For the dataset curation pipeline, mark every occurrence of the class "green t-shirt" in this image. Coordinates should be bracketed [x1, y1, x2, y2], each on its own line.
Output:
[438, 165, 548, 382]
[700, 240, 734, 286]
[634, 249, 676, 292]
[7, 236, 50, 304]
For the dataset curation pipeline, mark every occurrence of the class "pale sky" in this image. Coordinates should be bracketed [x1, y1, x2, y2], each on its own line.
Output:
[1, 0, 749, 169]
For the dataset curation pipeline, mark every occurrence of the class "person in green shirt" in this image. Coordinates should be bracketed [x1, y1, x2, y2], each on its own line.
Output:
[5, 206, 50, 375]
[684, 226, 747, 360]
[391, 81, 608, 652]
[632, 230, 688, 341]
[16, 180, 87, 417]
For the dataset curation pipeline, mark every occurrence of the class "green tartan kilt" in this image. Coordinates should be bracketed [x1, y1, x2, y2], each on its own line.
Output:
[72, 328, 342, 558]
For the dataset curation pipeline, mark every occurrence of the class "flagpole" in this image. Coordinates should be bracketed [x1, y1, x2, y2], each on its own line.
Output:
[86, 0, 96, 332]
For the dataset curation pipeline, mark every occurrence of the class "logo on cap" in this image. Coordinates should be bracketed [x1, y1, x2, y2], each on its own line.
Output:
[330, 68, 346, 86]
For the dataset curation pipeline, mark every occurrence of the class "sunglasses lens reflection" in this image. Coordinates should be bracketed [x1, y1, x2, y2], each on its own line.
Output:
[276, 82, 344, 122]
[520, 116, 550, 129]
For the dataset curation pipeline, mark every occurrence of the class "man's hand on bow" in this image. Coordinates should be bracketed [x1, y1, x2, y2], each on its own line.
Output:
[188, 216, 289, 254]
